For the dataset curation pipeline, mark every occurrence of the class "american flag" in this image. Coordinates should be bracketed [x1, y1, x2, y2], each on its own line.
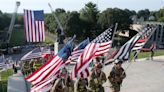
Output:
[24, 10, 45, 42]
[71, 26, 115, 79]
[20, 46, 51, 61]
[132, 26, 156, 51]
[105, 26, 156, 65]
[25, 39, 74, 86]
[31, 77, 55, 92]
[65, 38, 90, 65]
[21, 47, 42, 61]
[41, 46, 52, 59]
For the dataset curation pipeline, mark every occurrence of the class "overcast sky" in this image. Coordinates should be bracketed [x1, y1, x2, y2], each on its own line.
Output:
[0, 0, 164, 13]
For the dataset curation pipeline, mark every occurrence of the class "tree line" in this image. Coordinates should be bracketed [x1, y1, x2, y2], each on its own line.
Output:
[0, 2, 164, 41]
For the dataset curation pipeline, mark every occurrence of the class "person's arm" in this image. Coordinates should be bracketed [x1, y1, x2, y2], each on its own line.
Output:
[108, 70, 115, 84]
[88, 72, 95, 89]
[51, 78, 61, 92]
[121, 68, 126, 79]
[100, 72, 107, 84]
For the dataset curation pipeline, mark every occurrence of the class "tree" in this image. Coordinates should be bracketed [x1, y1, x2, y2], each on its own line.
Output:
[65, 11, 82, 40]
[45, 14, 57, 33]
[0, 12, 11, 30]
[44, 8, 68, 34]
[98, 8, 133, 31]
[79, 2, 99, 39]
[155, 8, 164, 22]
[137, 9, 150, 21]
[15, 14, 23, 25]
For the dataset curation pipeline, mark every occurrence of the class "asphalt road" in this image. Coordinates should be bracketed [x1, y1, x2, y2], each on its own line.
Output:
[103, 56, 164, 92]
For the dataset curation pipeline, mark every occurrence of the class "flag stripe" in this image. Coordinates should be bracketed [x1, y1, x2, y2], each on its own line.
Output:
[26, 55, 60, 81]
[71, 26, 115, 79]
[31, 58, 63, 85]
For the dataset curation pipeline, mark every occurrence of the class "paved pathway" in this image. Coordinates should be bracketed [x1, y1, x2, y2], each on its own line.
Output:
[103, 56, 164, 92]
[7, 71, 30, 92]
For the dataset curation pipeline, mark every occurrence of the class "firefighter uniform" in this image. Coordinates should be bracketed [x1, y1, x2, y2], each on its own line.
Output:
[108, 60, 126, 92]
[89, 62, 106, 92]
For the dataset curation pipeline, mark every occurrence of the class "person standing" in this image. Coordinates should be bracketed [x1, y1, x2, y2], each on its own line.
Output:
[108, 60, 126, 92]
[88, 62, 106, 92]
[150, 43, 156, 60]
[51, 68, 74, 92]
[12, 64, 17, 74]
[75, 76, 88, 92]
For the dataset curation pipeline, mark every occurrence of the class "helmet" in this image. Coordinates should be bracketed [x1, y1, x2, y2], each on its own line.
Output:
[94, 62, 102, 69]
[114, 59, 123, 64]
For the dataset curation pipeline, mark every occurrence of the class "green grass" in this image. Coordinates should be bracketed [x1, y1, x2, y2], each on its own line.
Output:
[0, 69, 13, 80]
[8, 27, 53, 47]
[9, 27, 25, 47]
[0, 69, 13, 92]
[130, 50, 164, 60]
[45, 36, 54, 44]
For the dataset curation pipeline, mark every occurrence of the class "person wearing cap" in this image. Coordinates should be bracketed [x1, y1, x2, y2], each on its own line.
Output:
[88, 62, 106, 92]
[51, 68, 74, 92]
[108, 60, 126, 92]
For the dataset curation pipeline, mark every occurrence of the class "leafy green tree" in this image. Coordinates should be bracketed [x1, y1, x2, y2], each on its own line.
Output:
[65, 11, 82, 39]
[155, 8, 164, 22]
[15, 14, 23, 25]
[45, 13, 57, 33]
[98, 8, 133, 31]
[44, 8, 67, 34]
[0, 12, 11, 30]
[79, 2, 99, 39]
[137, 9, 150, 20]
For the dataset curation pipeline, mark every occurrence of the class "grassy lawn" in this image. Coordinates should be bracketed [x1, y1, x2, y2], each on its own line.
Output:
[130, 50, 164, 60]
[8, 27, 53, 47]
[0, 69, 13, 92]
[45, 36, 54, 44]
[9, 27, 25, 47]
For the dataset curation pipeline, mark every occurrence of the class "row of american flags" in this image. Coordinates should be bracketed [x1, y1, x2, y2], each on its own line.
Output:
[22, 21, 156, 91]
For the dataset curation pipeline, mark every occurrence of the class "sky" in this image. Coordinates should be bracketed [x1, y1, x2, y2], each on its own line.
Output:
[0, 0, 164, 13]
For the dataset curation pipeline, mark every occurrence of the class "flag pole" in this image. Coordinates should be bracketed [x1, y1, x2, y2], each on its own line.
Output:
[103, 23, 118, 64]
[98, 23, 118, 81]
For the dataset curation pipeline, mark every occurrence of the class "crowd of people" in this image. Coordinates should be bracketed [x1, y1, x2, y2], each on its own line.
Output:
[2, 45, 156, 92]
[19, 56, 126, 92]
[50, 59, 126, 92]
[1, 45, 157, 92]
